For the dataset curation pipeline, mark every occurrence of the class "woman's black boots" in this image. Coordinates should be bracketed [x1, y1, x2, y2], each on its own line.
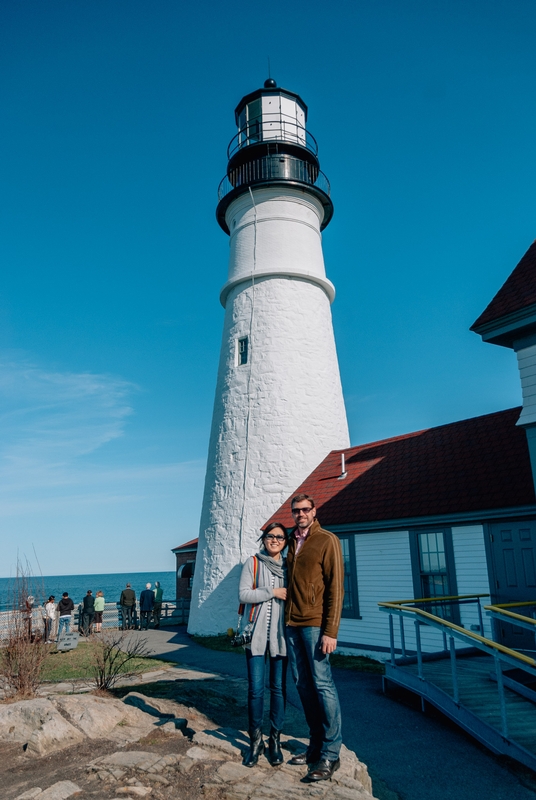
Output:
[243, 729, 265, 767]
[268, 728, 284, 766]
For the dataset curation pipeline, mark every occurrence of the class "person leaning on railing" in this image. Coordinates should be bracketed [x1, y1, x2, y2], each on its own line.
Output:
[44, 596, 56, 643]
[94, 590, 105, 633]
[119, 583, 136, 630]
[152, 581, 163, 629]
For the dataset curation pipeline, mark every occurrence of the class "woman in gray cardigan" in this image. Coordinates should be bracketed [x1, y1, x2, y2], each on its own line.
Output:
[239, 522, 288, 768]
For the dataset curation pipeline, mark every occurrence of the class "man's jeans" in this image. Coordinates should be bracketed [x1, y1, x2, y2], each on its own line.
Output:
[245, 649, 287, 733]
[286, 626, 342, 760]
[57, 616, 71, 639]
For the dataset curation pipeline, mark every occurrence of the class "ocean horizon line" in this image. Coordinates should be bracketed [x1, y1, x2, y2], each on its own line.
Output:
[0, 569, 175, 580]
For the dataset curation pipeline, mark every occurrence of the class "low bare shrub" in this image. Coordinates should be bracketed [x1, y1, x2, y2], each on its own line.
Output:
[0, 562, 47, 699]
[90, 630, 152, 691]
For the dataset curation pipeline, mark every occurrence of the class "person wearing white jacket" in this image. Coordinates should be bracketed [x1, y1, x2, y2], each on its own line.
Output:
[238, 522, 288, 768]
[44, 596, 57, 643]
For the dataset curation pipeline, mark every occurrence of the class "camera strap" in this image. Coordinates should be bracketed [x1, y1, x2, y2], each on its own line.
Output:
[236, 556, 260, 634]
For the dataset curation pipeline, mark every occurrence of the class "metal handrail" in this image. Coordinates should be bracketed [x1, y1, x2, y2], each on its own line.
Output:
[227, 115, 318, 159]
[486, 600, 536, 609]
[379, 601, 536, 666]
[379, 595, 536, 741]
[384, 593, 490, 606]
[484, 603, 536, 634]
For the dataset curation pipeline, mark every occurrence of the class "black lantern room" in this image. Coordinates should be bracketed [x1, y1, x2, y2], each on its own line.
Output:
[216, 79, 333, 233]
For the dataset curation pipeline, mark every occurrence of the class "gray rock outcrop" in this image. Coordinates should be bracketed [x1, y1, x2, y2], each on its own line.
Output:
[87, 731, 377, 800]
[14, 781, 81, 800]
[0, 693, 159, 756]
[0, 698, 84, 755]
[2, 691, 379, 800]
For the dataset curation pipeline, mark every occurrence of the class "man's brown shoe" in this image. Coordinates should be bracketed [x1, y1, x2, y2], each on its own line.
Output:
[305, 758, 340, 781]
[289, 749, 319, 766]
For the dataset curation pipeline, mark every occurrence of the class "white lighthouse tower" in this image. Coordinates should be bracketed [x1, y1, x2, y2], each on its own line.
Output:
[188, 79, 350, 635]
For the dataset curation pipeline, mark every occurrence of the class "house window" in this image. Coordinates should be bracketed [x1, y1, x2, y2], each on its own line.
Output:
[409, 528, 459, 622]
[237, 336, 248, 366]
[338, 535, 360, 618]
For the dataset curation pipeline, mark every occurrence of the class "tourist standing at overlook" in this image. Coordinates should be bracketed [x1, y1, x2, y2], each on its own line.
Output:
[81, 590, 95, 636]
[139, 583, 154, 630]
[152, 581, 163, 629]
[44, 595, 56, 643]
[57, 592, 74, 639]
[119, 583, 136, 630]
[94, 590, 105, 633]
[286, 494, 344, 782]
[238, 522, 288, 768]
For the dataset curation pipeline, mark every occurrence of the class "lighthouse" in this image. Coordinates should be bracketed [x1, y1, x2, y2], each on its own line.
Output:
[188, 79, 350, 635]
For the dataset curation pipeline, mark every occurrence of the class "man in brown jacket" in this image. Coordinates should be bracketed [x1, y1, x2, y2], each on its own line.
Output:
[285, 493, 344, 781]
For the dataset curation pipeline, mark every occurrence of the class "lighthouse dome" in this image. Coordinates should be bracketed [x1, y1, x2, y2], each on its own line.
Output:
[233, 81, 308, 154]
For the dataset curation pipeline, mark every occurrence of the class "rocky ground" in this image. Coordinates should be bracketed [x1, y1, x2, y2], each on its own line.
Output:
[0, 667, 378, 800]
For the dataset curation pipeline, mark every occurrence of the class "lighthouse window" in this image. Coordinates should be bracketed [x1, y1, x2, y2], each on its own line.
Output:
[237, 336, 248, 366]
[247, 99, 262, 144]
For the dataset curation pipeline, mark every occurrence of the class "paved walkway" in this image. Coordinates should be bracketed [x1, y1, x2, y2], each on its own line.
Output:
[134, 627, 536, 800]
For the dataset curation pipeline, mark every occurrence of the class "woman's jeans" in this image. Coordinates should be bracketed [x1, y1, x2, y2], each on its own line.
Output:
[45, 618, 54, 642]
[286, 626, 342, 761]
[245, 648, 287, 733]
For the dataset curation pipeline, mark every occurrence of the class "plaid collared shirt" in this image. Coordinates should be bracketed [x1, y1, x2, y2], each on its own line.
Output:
[294, 526, 311, 554]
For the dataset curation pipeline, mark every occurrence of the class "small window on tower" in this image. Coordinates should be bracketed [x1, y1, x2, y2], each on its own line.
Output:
[237, 336, 248, 366]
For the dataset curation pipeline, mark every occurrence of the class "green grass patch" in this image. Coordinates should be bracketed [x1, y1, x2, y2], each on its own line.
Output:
[191, 634, 241, 654]
[40, 641, 169, 683]
[191, 634, 384, 672]
[330, 653, 385, 673]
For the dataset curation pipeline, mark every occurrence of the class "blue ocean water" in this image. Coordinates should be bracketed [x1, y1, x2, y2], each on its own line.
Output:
[0, 571, 176, 611]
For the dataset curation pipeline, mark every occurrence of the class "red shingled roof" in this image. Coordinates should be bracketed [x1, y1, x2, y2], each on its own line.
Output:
[472, 240, 536, 329]
[265, 408, 534, 529]
[172, 537, 198, 552]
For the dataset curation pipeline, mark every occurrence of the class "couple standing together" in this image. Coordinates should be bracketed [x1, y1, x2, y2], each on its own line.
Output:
[239, 493, 343, 782]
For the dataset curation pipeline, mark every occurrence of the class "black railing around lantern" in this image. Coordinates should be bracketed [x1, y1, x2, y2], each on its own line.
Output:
[227, 114, 318, 160]
[217, 154, 330, 202]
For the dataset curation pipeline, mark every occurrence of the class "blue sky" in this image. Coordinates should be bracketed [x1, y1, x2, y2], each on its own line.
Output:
[1, 0, 534, 576]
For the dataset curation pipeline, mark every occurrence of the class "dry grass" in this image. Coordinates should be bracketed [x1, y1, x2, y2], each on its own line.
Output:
[39, 638, 169, 684]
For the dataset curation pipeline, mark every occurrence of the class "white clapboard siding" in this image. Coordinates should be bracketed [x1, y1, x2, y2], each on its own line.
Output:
[517, 344, 536, 426]
[452, 524, 492, 638]
[338, 530, 411, 651]
[338, 527, 492, 656]
[337, 530, 437, 654]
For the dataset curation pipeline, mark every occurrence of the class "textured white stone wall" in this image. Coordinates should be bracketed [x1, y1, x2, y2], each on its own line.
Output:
[188, 186, 349, 635]
[517, 344, 536, 426]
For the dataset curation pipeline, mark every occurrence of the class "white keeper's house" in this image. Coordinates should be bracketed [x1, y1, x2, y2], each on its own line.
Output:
[263, 240, 536, 660]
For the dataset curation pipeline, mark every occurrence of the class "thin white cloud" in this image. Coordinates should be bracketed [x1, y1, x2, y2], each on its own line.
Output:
[0, 354, 207, 575]
[0, 358, 134, 463]
[0, 354, 205, 515]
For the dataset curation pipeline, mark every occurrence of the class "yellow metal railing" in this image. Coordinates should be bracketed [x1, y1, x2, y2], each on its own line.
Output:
[378, 599, 536, 666]
[484, 600, 536, 633]
[379, 593, 536, 738]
